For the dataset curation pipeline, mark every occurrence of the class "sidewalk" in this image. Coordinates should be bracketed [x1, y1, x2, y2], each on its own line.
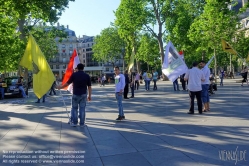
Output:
[0, 79, 248, 166]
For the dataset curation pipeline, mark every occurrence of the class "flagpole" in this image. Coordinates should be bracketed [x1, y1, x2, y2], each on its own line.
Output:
[214, 49, 217, 84]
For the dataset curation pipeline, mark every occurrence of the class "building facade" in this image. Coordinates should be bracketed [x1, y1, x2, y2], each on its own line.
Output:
[49, 25, 125, 80]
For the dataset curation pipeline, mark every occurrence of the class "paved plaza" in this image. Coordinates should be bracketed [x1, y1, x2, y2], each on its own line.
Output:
[0, 78, 248, 166]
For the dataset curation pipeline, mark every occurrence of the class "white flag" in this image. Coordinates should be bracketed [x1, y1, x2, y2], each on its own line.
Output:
[162, 41, 188, 82]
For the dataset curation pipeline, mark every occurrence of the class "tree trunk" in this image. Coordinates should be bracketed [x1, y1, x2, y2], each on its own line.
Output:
[158, 36, 168, 81]
[18, 18, 29, 95]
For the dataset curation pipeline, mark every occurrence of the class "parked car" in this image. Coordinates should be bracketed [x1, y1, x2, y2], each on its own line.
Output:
[0, 77, 27, 98]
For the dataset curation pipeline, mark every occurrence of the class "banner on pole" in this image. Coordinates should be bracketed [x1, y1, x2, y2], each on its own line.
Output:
[162, 41, 188, 82]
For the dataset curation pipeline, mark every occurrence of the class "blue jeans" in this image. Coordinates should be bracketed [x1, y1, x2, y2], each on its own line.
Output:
[18, 86, 26, 97]
[71, 94, 87, 125]
[201, 84, 210, 103]
[115, 93, 124, 116]
[220, 77, 223, 86]
[0, 87, 4, 99]
[173, 80, 179, 91]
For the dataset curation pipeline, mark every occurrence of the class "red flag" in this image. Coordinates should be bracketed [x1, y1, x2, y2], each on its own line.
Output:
[62, 49, 78, 89]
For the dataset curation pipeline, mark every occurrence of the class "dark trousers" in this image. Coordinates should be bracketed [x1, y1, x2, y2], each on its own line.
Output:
[181, 81, 186, 90]
[49, 86, 56, 95]
[37, 95, 46, 103]
[189, 91, 202, 113]
[124, 84, 129, 98]
[153, 80, 157, 90]
[130, 84, 134, 97]
[135, 80, 139, 90]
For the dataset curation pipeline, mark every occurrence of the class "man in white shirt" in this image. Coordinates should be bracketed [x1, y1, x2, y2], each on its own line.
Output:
[114, 66, 126, 120]
[199, 60, 211, 112]
[184, 62, 205, 114]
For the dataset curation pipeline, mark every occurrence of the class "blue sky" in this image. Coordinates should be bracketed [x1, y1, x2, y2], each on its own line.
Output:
[57, 0, 121, 37]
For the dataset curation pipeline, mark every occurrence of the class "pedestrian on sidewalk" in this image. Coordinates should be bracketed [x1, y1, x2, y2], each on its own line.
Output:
[219, 68, 225, 86]
[129, 69, 135, 98]
[152, 69, 158, 90]
[134, 70, 140, 90]
[184, 62, 205, 114]
[35, 94, 46, 103]
[199, 60, 211, 112]
[57, 63, 92, 127]
[0, 78, 5, 100]
[49, 81, 57, 95]
[100, 74, 106, 87]
[16, 77, 27, 98]
[173, 78, 180, 91]
[241, 66, 248, 86]
[114, 66, 125, 120]
[180, 73, 186, 91]
[124, 70, 129, 99]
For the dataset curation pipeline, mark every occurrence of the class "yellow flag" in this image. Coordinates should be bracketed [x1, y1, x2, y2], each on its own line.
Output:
[221, 39, 237, 55]
[19, 34, 55, 98]
[128, 47, 135, 71]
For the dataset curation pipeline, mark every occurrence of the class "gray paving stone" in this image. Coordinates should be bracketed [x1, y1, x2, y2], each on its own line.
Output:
[0, 80, 248, 165]
[101, 152, 151, 166]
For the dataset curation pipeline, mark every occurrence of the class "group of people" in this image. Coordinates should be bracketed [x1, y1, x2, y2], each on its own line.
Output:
[184, 60, 211, 114]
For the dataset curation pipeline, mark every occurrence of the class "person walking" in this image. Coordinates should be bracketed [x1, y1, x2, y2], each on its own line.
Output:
[180, 73, 186, 91]
[152, 69, 158, 90]
[35, 94, 46, 103]
[49, 81, 56, 95]
[114, 66, 126, 120]
[199, 60, 211, 112]
[134, 70, 140, 90]
[219, 68, 225, 86]
[142, 70, 148, 91]
[241, 66, 248, 86]
[57, 63, 92, 127]
[100, 74, 106, 87]
[0, 78, 5, 100]
[129, 69, 135, 98]
[123, 70, 129, 99]
[184, 62, 205, 114]
[173, 78, 180, 91]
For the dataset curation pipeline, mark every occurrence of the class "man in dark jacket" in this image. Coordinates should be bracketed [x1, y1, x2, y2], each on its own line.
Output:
[123, 70, 129, 99]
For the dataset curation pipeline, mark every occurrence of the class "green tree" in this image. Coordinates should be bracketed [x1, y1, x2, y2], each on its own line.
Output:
[165, 0, 206, 66]
[136, 33, 160, 69]
[188, 0, 238, 75]
[92, 27, 126, 68]
[0, 0, 73, 72]
[115, 0, 146, 71]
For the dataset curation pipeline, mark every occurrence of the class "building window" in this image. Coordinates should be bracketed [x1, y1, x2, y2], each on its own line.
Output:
[106, 68, 109, 71]
[62, 58, 66, 63]
[83, 54, 85, 58]
[69, 44, 73, 48]
[83, 49, 85, 52]
[83, 60, 85, 63]
[63, 64, 66, 69]
[56, 65, 59, 69]
[88, 43, 89, 47]
[62, 44, 65, 48]
[56, 57, 59, 62]
[50, 65, 53, 69]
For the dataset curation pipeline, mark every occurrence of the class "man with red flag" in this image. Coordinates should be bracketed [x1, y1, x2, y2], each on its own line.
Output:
[62, 49, 80, 89]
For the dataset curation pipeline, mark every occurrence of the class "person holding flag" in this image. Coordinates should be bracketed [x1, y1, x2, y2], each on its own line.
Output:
[57, 63, 92, 127]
